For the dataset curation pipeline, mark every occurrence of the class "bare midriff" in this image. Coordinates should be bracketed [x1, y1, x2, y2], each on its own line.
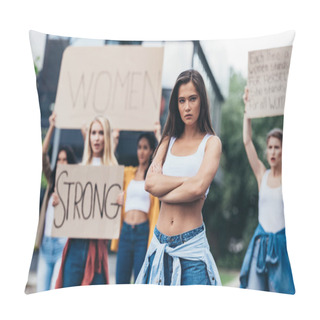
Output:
[156, 199, 204, 236]
[124, 209, 148, 225]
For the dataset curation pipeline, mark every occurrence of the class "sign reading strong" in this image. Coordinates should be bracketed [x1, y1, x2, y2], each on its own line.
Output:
[52, 164, 124, 239]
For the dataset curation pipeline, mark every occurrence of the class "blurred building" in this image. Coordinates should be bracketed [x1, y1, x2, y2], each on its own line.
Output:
[32, 33, 227, 167]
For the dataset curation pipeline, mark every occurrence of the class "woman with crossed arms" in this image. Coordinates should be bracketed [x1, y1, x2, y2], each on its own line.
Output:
[135, 69, 221, 286]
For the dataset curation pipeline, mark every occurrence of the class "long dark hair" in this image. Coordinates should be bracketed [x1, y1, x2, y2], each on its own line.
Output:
[137, 132, 158, 179]
[155, 69, 215, 161]
[49, 145, 77, 195]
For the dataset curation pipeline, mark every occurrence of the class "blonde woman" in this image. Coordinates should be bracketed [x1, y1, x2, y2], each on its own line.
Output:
[55, 116, 118, 288]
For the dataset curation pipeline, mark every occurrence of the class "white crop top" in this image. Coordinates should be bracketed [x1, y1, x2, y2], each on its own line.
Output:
[44, 195, 67, 240]
[162, 134, 212, 197]
[91, 157, 102, 166]
[258, 169, 285, 233]
[125, 179, 151, 213]
[44, 195, 55, 237]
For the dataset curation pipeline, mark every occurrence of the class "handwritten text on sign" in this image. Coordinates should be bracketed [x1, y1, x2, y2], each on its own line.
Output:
[51, 164, 124, 239]
[54, 45, 164, 131]
[246, 46, 292, 118]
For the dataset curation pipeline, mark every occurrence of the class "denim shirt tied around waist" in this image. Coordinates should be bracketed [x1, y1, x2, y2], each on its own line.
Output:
[135, 226, 221, 286]
[240, 223, 288, 288]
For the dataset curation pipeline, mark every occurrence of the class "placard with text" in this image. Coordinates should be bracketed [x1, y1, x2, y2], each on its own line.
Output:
[246, 46, 292, 118]
[51, 164, 124, 239]
[54, 45, 164, 130]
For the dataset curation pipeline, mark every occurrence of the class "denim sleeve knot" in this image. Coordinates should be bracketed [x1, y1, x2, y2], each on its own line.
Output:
[256, 233, 280, 273]
[239, 224, 295, 294]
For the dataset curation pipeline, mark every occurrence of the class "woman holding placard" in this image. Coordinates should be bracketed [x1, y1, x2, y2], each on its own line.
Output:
[35, 112, 77, 292]
[55, 116, 118, 288]
[135, 69, 221, 286]
[239, 87, 295, 294]
[110, 127, 161, 284]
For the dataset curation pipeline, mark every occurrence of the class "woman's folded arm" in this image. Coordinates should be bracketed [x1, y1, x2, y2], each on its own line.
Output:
[159, 136, 222, 204]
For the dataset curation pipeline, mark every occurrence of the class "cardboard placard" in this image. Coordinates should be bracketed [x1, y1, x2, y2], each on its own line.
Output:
[54, 45, 164, 130]
[51, 164, 124, 239]
[246, 46, 292, 118]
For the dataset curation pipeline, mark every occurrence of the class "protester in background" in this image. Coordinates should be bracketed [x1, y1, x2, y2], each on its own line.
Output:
[239, 87, 295, 294]
[111, 125, 161, 284]
[135, 69, 221, 286]
[55, 116, 118, 288]
[35, 112, 77, 292]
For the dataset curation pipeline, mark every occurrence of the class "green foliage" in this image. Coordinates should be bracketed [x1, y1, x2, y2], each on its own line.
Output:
[203, 68, 283, 270]
[219, 270, 238, 286]
[34, 56, 40, 75]
[41, 172, 48, 189]
[216, 253, 244, 270]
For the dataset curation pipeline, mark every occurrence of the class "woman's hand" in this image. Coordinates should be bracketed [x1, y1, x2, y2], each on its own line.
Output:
[49, 111, 56, 127]
[243, 86, 249, 108]
[52, 189, 60, 207]
[158, 136, 221, 204]
[149, 161, 162, 174]
[144, 137, 188, 197]
[116, 191, 125, 206]
[81, 123, 88, 141]
[43, 111, 56, 154]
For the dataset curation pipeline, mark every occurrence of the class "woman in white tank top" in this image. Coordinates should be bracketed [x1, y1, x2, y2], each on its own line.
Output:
[135, 70, 221, 286]
[111, 130, 160, 284]
[239, 87, 295, 294]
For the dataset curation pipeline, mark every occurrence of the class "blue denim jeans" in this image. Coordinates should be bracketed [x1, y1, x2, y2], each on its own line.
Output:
[116, 221, 149, 284]
[62, 239, 106, 287]
[37, 235, 67, 291]
[146, 225, 211, 285]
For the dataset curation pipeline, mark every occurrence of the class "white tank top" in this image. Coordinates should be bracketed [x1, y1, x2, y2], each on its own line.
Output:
[44, 195, 55, 237]
[125, 179, 151, 213]
[44, 195, 67, 240]
[162, 133, 212, 197]
[258, 169, 285, 233]
[91, 157, 102, 166]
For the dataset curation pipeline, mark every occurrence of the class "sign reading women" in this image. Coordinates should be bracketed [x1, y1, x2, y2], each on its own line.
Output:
[51, 164, 124, 239]
[54, 45, 164, 130]
[246, 46, 292, 118]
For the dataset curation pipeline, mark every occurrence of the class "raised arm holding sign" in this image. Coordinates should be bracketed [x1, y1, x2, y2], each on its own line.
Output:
[240, 87, 295, 294]
[34, 111, 78, 292]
